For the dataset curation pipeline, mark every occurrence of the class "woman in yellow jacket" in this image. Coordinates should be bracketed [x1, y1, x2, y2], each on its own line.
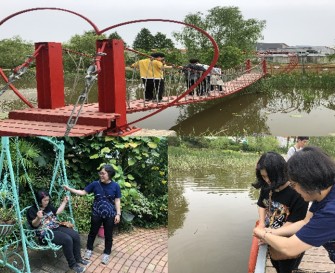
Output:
[131, 52, 166, 102]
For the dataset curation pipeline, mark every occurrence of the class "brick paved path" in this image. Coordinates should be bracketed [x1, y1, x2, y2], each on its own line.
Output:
[28, 227, 167, 273]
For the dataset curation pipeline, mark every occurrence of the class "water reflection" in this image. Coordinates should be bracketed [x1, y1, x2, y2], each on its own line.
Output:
[171, 89, 335, 135]
[169, 169, 259, 273]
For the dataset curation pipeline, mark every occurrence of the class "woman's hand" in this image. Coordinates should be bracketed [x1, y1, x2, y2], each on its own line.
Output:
[253, 227, 266, 239]
[63, 185, 70, 191]
[114, 214, 121, 224]
[37, 210, 44, 219]
[62, 196, 69, 203]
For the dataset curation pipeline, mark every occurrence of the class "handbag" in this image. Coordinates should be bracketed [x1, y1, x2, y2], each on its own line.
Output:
[92, 182, 116, 218]
[58, 221, 74, 229]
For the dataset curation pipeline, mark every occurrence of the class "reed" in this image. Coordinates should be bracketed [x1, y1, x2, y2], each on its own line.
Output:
[169, 146, 259, 172]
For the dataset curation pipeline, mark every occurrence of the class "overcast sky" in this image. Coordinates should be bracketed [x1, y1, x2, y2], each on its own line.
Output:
[1, 0, 334, 47]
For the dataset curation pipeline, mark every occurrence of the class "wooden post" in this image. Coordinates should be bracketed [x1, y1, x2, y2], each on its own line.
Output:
[97, 39, 127, 127]
[35, 42, 65, 109]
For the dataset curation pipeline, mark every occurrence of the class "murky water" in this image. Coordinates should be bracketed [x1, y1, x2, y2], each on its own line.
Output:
[1, 77, 335, 135]
[169, 169, 259, 273]
[128, 88, 335, 135]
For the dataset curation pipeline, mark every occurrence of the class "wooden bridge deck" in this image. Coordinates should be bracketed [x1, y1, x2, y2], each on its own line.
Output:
[265, 247, 334, 273]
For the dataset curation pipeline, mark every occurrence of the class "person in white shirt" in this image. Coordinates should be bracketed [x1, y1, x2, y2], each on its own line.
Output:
[286, 136, 309, 161]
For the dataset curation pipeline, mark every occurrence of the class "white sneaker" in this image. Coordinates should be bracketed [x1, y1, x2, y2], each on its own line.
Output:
[101, 254, 110, 265]
[84, 249, 92, 260]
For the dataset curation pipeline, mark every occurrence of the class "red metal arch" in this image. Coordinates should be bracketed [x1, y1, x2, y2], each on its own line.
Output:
[0, 7, 100, 33]
[0, 8, 220, 130]
[100, 19, 220, 127]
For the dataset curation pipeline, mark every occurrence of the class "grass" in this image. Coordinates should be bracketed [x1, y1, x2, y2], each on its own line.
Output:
[169, 146, 259, 172]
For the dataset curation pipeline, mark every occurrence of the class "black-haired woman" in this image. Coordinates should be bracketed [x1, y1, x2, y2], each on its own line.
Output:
[252, 152, 309, 273]
[254, 146, 335, 266]
[27, 190, 88, 273]
[64, 164, 121, 265]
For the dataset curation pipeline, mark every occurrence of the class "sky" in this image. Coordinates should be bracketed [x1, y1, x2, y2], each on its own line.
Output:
[0, 0, 334, 47]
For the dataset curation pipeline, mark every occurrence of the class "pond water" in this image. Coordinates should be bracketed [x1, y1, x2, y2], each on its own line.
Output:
[169, 168, 259, 273]
[1, 78, 335, 136]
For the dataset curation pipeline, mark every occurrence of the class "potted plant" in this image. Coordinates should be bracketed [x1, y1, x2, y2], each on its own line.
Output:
[0, 205, 17, 237]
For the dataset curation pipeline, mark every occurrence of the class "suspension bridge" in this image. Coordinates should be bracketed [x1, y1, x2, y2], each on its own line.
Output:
[0, 7, 267, 137]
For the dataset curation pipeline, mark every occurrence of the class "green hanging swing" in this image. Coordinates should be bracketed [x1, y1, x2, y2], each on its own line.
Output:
[0, 136, 76, 273]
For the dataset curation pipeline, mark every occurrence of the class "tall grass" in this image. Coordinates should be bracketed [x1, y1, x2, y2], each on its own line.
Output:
[246, 73, 335, 93]
[169, 146, 259, 172]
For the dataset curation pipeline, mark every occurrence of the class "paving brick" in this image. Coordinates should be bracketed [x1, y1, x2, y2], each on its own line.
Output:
[24, 227, 167, 273]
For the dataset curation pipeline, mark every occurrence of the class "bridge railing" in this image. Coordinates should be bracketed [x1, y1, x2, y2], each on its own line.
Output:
[125, 54, 265, 109]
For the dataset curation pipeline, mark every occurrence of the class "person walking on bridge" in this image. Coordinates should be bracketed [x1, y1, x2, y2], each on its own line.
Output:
[182, 59, 206, 96]
[131, 52, 168, 102]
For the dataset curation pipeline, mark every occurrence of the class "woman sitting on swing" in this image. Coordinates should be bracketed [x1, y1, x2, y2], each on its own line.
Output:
[26, 190, 89, 273]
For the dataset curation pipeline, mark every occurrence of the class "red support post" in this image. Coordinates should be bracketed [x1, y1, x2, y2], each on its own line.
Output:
[246, 59, 251, 72]
[35, 42, 65, 109]
[262, 59, 267, 75]
[97, 39, 127, 127]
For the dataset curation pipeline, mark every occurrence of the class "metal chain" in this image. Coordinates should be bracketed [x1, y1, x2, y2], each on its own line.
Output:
[64, 52, 106, 136]
[0, 44, 44, 96]
[0, 66, 29, 96]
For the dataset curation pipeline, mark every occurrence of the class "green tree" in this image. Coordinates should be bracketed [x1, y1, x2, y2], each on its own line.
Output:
[153, 32, 175, 49]
[133, 28, 154, 51]
[173, 6, 265, 68]
[62, 30, 107, 72]
[0, 36, 34, 69]
[108, 31, 128, 47]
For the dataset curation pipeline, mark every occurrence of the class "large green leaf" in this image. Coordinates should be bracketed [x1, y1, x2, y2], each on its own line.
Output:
[89, 154, 99, 159]
[124, 182, 132, 188]
[128, 158, 136, 166]
[127, 174, 135, 180]
[148, 142, 157, 149]
[101, 147, 111, 154]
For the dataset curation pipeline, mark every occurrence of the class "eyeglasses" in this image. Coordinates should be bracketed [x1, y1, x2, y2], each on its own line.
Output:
[98, 171, 107, 176]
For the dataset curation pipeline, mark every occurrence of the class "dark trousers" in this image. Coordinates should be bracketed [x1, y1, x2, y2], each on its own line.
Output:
[270, 253, 304, 273]
[52, 226, 81, 268]
[186, 79, 206, 96]
[142, 78, 164, 100]
[86, 214, 115, 255]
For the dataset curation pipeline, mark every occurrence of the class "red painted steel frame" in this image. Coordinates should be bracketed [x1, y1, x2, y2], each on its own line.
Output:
[0, 68, 34, 108]
[35, 42, 65, 109]
[97, 39, 127, 126]
[0, 8, 221, 131]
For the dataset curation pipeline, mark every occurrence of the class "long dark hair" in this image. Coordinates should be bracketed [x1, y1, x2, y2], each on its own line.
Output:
[288, 146, 335, 193]
[252, 151, 288, 190]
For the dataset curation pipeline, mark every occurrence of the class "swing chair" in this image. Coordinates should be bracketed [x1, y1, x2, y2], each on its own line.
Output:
[0, 136, 75, 273]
